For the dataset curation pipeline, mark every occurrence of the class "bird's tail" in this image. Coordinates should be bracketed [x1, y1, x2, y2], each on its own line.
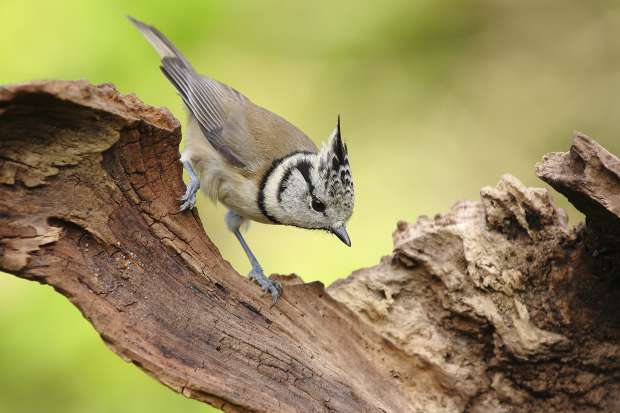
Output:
[128, 16, 193, 70]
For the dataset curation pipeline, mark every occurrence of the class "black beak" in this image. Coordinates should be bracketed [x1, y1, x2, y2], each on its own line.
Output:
[331, 225, 351, 247]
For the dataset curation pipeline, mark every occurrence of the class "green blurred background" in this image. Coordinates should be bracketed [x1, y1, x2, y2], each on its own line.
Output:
[1, 1, 620, 412]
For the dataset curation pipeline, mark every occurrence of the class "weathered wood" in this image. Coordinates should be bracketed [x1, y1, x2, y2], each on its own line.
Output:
[0, 81, 413, 413]
[330, 135, 620, 412]
[1, 80, 619, 413]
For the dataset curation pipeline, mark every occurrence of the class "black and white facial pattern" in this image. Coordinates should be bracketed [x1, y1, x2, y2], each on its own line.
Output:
[259, 117, 354, 230]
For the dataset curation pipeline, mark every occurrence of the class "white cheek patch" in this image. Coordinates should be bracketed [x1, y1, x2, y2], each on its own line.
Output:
[260, 152, 317, 225]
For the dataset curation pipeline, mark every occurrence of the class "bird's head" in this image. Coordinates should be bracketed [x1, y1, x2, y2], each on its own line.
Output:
[261, 117, 354, 246]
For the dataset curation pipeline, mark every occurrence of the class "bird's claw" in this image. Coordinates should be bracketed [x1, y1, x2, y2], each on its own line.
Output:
[178, 186, 198, 212]
[178, 196, 196, 212]
[248, 268, 282, 304]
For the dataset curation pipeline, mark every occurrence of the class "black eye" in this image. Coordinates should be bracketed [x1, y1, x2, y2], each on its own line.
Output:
[311, 198, 326, 213]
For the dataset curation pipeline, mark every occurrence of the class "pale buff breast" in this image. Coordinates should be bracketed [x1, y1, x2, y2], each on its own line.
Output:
[181, 114, 272, 223]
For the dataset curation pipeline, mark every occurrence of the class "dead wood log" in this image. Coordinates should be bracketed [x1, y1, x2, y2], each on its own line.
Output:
[1, 80, 619, 413]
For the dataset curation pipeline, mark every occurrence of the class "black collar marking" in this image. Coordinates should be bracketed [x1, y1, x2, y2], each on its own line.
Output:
[295, 159, 315, 195]
[277, 166, 294, 204]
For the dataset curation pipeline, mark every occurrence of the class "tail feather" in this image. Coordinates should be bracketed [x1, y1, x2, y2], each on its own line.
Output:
[128, 16, 247, 167]
[128, 16, 192, 69]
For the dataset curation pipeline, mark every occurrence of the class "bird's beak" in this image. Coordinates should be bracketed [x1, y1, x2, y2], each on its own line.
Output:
[331, 225, 351, 247]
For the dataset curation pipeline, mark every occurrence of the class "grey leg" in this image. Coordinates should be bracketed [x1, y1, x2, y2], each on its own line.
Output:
[179, 160, 200, 212]
[225, 210, 282, 303]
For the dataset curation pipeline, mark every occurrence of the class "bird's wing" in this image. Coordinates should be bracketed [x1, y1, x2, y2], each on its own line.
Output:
[130, 16, 248, 167]
[160, 57, 248, 167]
[129, 16, 318, 172]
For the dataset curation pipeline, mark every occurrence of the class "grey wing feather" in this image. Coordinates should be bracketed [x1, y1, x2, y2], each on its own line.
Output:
[160, 58, 247, 167]
[129, 16, 246, 167]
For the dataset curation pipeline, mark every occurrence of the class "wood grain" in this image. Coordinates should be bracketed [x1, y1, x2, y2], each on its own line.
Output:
[2, 80, 619, 413]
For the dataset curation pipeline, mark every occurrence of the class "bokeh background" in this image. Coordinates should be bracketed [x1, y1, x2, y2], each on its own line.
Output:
[1, 1, 620, 412]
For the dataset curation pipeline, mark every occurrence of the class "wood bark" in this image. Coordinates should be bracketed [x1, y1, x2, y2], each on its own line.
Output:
[1, 80, 619, 413]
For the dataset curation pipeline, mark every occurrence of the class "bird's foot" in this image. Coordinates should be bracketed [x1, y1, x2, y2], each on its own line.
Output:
[178, 190, 197, 212]
[178, 181, 199, 212]
[179, 160, 200, 212]
[248, 268, 282, 304]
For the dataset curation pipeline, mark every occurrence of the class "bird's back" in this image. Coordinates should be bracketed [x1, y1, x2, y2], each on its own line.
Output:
[223, 99, 318, 177]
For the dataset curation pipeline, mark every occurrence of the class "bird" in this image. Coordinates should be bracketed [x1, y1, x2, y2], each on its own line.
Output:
[129, 17, 354, 303]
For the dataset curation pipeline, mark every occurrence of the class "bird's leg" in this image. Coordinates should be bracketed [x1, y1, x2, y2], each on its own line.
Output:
[179, 160, 200, 211]
[225, 210, 282, 303]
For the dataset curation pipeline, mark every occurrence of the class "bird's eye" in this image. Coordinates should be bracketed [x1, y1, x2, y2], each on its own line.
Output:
[311, 198, 326, 213]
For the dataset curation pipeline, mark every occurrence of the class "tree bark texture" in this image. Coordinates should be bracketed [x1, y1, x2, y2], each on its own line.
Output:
[0, 80, 619, 413]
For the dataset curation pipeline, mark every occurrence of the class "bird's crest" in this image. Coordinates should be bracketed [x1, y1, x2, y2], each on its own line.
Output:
[319, 116, 354, 210]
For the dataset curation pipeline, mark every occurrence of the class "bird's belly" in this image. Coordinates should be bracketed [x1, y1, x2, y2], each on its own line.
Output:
[183, 149, 269, 224]
[218, 181, 269, 224]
